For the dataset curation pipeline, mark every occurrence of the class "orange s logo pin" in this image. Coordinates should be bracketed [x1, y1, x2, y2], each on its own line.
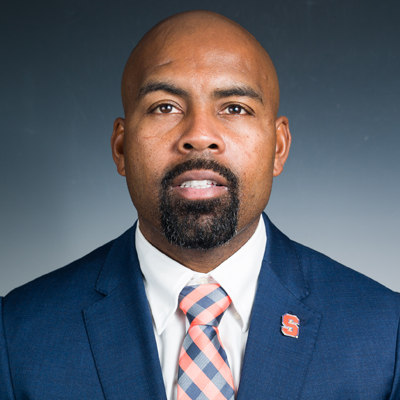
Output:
[281, 313, 300, 338]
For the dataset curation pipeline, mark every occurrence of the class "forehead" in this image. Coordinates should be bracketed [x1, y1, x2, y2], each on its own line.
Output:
[129, 25, 272, 98]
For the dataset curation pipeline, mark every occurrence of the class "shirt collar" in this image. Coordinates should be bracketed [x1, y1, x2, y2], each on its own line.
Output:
[136, 215, 266, 335]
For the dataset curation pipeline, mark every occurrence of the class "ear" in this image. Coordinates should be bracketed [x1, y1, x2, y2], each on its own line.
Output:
[273, 116, 291, 177]
[111, 117, 126, 177]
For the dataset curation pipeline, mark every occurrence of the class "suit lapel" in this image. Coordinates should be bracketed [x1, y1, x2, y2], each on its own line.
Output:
[83, 226, 167, 400]
[237, 214, 321, 400]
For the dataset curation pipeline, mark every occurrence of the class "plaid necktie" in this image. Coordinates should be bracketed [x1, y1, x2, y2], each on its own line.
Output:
[177, 284, 235, 400]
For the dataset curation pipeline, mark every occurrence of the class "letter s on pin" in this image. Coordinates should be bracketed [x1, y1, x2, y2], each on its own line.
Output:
[281, 313, 300, 338]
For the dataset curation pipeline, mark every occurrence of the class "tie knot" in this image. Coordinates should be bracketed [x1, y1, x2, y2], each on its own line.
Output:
[179, 283, 231, 327]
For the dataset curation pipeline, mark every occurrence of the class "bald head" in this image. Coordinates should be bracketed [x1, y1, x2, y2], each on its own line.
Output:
[121, 11, 280, 117]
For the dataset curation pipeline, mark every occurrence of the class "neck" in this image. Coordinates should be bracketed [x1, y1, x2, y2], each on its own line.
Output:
[138, 217, 260, 273]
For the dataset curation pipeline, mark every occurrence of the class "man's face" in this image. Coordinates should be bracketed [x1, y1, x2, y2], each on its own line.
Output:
[112, 22, 289, 250]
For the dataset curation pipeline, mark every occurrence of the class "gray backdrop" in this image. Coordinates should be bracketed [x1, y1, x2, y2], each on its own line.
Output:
[1, 0, 399, 296]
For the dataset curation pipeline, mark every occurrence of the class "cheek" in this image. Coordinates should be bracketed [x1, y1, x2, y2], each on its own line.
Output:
[228, 133, 275, 211]
[125, 127, 172, 179]
[228, 130, 275, 181]
[123, 135, 170, 211]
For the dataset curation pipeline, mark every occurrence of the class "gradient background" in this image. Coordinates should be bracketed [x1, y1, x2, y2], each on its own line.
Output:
[1, 0, 399, 296]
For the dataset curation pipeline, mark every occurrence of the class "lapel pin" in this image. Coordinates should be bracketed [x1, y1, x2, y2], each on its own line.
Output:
[281, 313, 300, 338]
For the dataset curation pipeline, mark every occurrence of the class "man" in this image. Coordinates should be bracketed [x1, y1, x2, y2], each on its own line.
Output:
[1, 10, 399, 400]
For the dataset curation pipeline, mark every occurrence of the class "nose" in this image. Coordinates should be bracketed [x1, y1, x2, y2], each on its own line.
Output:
[176, 111, 225, 154]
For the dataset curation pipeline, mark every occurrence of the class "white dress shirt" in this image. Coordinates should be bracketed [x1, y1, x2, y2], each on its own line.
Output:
[135, 215, 266, 400]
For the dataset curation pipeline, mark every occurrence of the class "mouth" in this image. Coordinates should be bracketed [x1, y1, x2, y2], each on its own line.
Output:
[172, 170, 229, 200]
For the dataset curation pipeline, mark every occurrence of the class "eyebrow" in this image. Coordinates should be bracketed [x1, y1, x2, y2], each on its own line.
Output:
[137, 81, 264, 105]
[213, 85, 264, 105]
[137, 81, 189, 100]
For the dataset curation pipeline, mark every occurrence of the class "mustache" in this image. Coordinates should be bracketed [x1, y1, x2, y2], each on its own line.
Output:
[161, 159, 238, 190]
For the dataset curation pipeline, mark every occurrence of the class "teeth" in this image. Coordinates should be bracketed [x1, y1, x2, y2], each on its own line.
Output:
[180, 180, 217, 189]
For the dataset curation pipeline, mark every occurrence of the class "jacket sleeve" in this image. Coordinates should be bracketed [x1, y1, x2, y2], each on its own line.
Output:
[389, 310, 400, 399]
[0, 297, 15, 399]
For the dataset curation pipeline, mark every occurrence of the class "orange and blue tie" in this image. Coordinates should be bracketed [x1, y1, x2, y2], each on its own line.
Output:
[177, 284, 235, 400]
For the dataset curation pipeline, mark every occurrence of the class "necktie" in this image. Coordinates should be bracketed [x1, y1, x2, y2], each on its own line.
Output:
[177, 284, 235, 400]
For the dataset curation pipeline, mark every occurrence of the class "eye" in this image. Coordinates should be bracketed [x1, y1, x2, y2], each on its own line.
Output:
[152, 103, 181, 114]
[220, 104, 250, 115]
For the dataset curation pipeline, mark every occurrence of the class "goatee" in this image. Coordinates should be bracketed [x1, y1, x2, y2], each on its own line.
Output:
[159, 159, 239, 250]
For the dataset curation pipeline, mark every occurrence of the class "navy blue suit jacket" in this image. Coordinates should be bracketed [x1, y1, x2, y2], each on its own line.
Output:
[1, 214, 400, 399]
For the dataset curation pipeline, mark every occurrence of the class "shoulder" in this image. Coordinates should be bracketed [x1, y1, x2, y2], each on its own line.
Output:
[263, 213, 400, 310]
[2, 240, 112, 316]
[292, 240, 400, 313]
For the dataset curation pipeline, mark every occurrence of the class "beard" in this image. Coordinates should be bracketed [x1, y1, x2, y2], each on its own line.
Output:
[159, 159, 239, 250]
